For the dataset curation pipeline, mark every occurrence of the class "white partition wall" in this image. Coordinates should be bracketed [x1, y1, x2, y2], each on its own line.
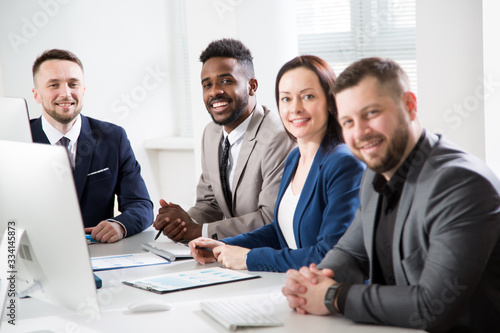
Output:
[417, 0, 500, 178]
[416, 0, 485, 159]
[0, 0, 175, 210]
[184, 0, 298, 179]
[483, 0, 500, 177]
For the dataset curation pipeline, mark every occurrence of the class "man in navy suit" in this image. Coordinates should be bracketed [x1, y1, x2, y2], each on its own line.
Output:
[30, 49, 153, 243]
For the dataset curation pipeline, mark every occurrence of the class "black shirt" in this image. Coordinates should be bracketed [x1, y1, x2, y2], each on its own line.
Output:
[336, 130, 426, 313]
[372, 130, 426, 285]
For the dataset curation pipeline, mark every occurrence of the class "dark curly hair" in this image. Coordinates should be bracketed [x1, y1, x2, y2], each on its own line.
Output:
[199, 38, 255, 79]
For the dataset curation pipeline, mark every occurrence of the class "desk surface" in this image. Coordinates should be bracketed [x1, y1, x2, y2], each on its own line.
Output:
[6, 228, 423, 333]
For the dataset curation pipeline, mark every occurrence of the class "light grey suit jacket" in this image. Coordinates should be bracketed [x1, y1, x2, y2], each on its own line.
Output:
[188, 105, 294, 240]
[319, 130, 500, 332]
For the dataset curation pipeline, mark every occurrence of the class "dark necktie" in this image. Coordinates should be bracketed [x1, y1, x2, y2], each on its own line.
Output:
[220, 136, 233, 215]
[59, 136, 73, 169]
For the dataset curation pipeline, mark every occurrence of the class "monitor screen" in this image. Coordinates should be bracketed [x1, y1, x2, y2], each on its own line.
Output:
[0, 97, 33, 143]
[0, 140, 99, 325]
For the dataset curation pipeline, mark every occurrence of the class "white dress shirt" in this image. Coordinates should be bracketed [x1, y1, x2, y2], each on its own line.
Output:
[41, 114, 81, 168]
[201, 112, 254, 238]
[277, 182, 300, 249]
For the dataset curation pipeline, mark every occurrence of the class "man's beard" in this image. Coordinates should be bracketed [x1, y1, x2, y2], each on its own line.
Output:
[210, 90, 249, 126]
[357, 110, 409, 174]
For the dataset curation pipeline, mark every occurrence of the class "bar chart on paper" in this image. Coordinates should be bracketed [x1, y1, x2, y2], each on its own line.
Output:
[91, 253, 170, 271]
[122, 267, 260, 293]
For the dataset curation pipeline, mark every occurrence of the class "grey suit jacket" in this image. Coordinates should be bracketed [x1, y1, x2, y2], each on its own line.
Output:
[188, 105, 294, 239]
[319, 130, 500, 332]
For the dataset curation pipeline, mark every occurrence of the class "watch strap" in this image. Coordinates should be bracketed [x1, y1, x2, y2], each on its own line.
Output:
[324, 283, 341, 314]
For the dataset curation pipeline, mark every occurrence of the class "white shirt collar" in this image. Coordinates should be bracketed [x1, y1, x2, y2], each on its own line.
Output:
[41, 114, 82, 145]
[223, 111, 254, 145]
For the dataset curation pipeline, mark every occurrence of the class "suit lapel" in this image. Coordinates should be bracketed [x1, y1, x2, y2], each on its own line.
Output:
[207, 124, 230, 216]
[292, 145, 328, 247]
[392, 184, 414, 283]
[30, 117, 50, 144]
[361, 172, 379, 277]
[74, 115, 96, 200]
[231, 105, 265, 199]
[391, 131, 439, 283]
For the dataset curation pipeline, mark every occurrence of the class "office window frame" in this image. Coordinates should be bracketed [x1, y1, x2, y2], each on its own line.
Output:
[296, 0, 417, 93]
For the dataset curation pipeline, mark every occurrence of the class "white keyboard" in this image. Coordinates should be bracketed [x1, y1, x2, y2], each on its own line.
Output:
[141, 242, 192, 261]
[200, 300, 283, 331]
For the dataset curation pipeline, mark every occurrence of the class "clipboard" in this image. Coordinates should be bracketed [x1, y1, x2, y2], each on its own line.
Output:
[122, 267, 260, 294]
[91, 252, 170, 271]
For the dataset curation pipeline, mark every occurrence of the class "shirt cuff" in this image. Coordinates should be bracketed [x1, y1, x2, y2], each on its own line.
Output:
[201, 222, 208, 238]
[336, 284, 351, 314]
[106, 218, 127, 238]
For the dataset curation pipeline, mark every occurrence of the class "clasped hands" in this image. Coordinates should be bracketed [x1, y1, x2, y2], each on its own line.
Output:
[282, 263, 339, 316]
[188, 237, 250, 270]
[153, 199, 202, 242]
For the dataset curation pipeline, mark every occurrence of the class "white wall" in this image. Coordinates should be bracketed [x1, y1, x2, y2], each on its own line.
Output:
[416, 0, 485, 159]
[483, 0, 500, 177]
[4, 0, 498, 208]
[417, 0, 500, 177]
[0, 56, 3, 95]
[184, 0, 298, 177]
[0, 0, 299, 212]
[0, 0, 177, 211]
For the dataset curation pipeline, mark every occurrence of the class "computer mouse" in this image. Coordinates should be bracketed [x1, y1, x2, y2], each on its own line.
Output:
[127, 299, 173, 313]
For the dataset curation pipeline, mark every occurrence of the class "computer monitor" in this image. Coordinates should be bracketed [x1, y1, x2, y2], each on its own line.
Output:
[0, 96, 33, 143]
[0, 140, 99, 325]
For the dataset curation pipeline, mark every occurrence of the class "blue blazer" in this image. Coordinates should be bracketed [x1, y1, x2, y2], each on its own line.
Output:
[223, 143, 365, 272]
[30, 115, 153, 237]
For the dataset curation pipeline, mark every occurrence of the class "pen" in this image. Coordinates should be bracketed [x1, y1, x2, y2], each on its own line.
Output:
[195, 245, 213, 252]
[154, 227, 164, 241]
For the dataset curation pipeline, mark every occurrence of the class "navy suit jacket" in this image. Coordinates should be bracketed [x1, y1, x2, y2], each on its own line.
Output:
[30, 115, 153, 237]
[223, 143, 365, 272]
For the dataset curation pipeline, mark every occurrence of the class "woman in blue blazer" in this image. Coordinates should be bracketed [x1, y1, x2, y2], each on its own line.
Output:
[189, 55, 364, 272]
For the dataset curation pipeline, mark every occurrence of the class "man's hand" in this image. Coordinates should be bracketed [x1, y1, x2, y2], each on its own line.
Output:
[85, 220, 124, 243]
[213, 245, 250, 270]
[189, 237, 225, 264]
[153, 199, 202, 242]
[282, 264, 336, 315]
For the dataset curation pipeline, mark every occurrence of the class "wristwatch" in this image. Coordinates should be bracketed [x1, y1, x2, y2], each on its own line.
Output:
[324, 283, 341, 314]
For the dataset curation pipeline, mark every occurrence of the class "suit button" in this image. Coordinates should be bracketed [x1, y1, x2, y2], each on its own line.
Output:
[257, 265, 263, 270]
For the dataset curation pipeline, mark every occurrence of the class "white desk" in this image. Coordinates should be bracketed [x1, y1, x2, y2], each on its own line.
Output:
[7, 228, 423, 333]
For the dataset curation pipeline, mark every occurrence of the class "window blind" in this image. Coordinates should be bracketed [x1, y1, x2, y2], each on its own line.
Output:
[172, 0, 193, 137]
[296, 0, 417, 93]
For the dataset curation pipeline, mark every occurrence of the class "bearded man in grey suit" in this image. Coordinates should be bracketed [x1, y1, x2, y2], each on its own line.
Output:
[282, 57, 500, 332]
[154, 39, 294, 242]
